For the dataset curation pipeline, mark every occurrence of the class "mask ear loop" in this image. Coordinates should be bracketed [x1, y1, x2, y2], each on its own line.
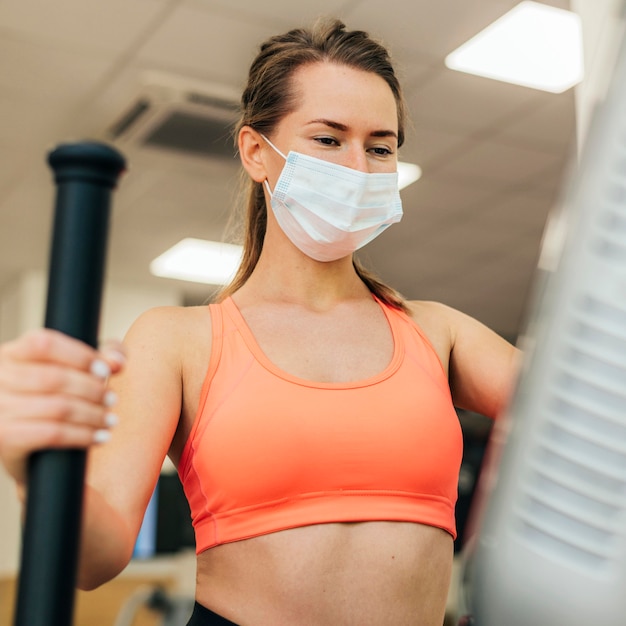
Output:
[260, 134, 287, 196]
[260, 134, 288, 160]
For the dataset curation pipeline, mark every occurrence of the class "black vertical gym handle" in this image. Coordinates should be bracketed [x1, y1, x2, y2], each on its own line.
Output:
[14, 142, 126, 626]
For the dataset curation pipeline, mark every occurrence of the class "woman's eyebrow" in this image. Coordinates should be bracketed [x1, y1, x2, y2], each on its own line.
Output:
[306, 118, 398, 139]
[371, 129, 398, 139]
[306, 118, 349, 131]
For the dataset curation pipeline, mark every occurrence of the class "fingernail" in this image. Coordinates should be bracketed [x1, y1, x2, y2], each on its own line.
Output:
[93, 429, 111, 444]
[90, 359, 111, 379]
[105, 413, 119, 427]
[104, 349, 126, 367]
[103, 390, 118, 407]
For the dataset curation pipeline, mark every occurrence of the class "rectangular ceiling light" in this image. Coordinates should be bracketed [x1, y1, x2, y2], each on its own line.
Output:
[150, 238, 243, 285]
[445, 1, 584, 93]
[398, 162, 422, 189]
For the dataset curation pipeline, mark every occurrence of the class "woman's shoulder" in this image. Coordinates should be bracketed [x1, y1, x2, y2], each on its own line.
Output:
[403, 299, 456, 338]
[404, 299, 490, 340]
[404, 299, 456, 320]
[405, 300, 520, 417]
[124, 304, 213, 360]
[401, 300, 455, 373]
[128, 303, 212, 330]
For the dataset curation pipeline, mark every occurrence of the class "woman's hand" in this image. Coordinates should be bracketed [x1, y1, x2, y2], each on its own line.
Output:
[0, 328, 125, 490]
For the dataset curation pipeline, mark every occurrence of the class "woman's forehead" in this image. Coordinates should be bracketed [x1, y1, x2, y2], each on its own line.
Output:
[288, 62, 398, 124]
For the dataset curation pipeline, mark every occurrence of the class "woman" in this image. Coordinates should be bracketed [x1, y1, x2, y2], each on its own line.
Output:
[0, 19, 518, 626]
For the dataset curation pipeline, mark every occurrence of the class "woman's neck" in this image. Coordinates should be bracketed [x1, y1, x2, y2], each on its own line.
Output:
[235, 248, 370, 310]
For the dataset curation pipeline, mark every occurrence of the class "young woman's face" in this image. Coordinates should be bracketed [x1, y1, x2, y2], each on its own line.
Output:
[264, 62, 399, 185]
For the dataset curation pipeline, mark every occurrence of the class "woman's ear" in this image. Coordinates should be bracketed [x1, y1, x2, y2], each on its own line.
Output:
[238, 126, 268, 183]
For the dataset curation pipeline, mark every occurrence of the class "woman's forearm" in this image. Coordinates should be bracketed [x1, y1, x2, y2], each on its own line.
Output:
[76, 484, 136, 591]
[16, 480, 134, 590]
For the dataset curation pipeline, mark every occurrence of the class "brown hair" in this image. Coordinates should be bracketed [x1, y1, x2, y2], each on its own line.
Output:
[218, 18, 409, 312]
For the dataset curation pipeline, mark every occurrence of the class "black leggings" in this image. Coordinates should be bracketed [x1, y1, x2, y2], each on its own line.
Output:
[186, 602, 240, 625]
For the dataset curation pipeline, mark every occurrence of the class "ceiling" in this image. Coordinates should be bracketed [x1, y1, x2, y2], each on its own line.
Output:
[0, 0, 577, 338]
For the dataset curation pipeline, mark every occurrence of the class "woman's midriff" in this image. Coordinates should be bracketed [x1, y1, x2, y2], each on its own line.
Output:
[194, 521, 454, 626]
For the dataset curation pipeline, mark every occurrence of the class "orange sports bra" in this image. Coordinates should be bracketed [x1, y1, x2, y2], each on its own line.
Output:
[178, 296, 463, 553]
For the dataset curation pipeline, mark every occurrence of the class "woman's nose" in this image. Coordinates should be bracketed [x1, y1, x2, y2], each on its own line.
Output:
[344, 147, 369, 173]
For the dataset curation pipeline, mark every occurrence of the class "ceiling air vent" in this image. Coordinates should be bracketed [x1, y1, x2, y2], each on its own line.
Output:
[105, 72, 240, 160]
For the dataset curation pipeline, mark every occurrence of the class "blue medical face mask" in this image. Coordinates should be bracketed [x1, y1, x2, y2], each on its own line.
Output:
[262, 135, 403, 262]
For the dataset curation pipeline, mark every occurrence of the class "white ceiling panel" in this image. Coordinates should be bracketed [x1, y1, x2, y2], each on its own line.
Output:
[343, 0, 519, 59]
[0, 0, 173, 54]
[136, 4, 279, 85]
[432, 138, 564, 187]
[184, 0, 357, 26]
[0, 164, 54, 223]
[0, 93, 67, 191]
[0, 172, 53, 278]
[404, 125, 473, 169]
[402, 174, 501, 214]
[495, 91, 578, 152]
[476, 189, 559, 235]
[0, 35, 113, 106]
[0, 91, 63, 147]
[408, 68, 544, 134]
[117, 162, 238, 223]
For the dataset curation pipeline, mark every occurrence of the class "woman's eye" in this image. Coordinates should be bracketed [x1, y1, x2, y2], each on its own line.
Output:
[315, 136, 339, 146]
[370, 146, 394, 156]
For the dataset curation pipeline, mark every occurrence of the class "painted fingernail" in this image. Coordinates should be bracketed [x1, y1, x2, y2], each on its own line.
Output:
[103, 390, 118, 407]
[105, 413, 119, 428]
[104, 349, 126, 367]
[93, 429, 111, 444]
[90, 359, 111, 379]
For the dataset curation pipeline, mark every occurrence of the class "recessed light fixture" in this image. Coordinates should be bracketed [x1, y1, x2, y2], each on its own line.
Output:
[150, 238, 243, 285]
[398, 162, 422, 189]
[445, 1, 584, 93]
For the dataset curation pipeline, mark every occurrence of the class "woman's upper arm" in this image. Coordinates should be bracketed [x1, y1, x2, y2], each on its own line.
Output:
[445, 305, 521, 419]
[85, 306, 185, 538]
